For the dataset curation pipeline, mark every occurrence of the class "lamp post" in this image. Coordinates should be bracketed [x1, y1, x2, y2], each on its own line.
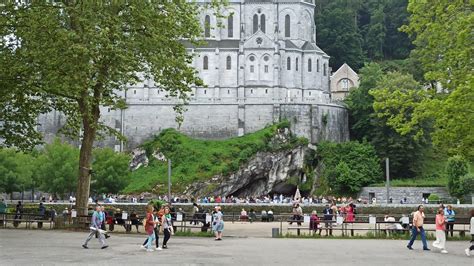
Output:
[386, 158, 390, 204]
[168, 159, 172, 203]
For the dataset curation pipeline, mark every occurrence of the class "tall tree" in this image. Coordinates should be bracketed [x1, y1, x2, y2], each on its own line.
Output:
[396, 1, 474, 160]
[36, 139, 79, 198]
[315, 0, 365, 71]
[0, 1, 221, 214]
[91, 148, 131, 195]
[345, 65, 430, 178]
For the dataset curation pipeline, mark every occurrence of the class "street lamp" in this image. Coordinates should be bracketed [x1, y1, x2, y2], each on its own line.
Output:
[155, 152, 171, 203]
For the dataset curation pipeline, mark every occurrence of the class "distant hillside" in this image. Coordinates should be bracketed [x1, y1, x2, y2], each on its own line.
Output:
[315, 0, 412, 71]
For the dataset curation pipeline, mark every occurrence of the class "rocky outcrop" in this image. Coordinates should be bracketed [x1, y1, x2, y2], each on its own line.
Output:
[184, 146, 307, 197]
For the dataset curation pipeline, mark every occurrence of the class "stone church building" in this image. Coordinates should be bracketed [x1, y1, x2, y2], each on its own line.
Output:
[40, 0, 357, 151]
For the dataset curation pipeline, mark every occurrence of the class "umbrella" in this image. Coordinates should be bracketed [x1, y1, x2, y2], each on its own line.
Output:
[294, 186, 301, 202]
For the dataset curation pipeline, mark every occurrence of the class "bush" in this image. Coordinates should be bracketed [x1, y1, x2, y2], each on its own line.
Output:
[460, 174, 474, 196]
[317, 141, 382, 196]
[428, 194, 440, 202]
[446, 155, 469, 198]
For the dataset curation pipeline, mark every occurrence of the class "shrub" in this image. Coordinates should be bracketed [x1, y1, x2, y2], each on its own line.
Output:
[317, 141, 382, 196]
[446, 155, 469, 198]
[460, 174, 474, 196]
[428, 194, 440, 202]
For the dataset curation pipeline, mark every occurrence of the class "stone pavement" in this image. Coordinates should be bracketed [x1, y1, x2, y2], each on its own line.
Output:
[0, 230, 472, 265]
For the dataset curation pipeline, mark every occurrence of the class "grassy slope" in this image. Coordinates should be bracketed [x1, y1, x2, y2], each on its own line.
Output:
[123, 122, 304, 194]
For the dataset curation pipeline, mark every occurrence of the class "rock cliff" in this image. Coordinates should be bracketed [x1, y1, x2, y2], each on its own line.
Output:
[184, 146, 307, 197]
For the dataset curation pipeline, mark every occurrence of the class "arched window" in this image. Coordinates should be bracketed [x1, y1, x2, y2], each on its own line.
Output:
[261, 14, 266, 33]
[308, 59, 312, 72]
[228, 14, 233, 38]
[226, 56, 231, 70]
[317, 59, 320, 72]
[204, 15, 211, 38]
[285, 15, 290, 37]
[253, 14, 258, 34]
[296, 57, 299, 71]
[203, 56, 208, 70]
[287, 57, 291, 70]
[323, 63, 327, 76]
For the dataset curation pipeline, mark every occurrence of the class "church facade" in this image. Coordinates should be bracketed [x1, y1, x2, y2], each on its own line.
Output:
[39, 0, 350, 151]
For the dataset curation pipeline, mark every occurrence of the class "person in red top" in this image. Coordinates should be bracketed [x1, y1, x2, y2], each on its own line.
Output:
[309, 210, 321, 235]
[433, 208, 448, 253]
[345, 203, 355, 223]
[144, 205, 156, 252]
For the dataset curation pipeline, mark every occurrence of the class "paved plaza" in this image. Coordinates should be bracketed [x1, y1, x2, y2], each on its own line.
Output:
[0, 229, 472, 265]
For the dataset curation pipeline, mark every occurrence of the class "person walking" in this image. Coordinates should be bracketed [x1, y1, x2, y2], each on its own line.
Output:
[433, 208, 448, 253]
[160, 206, 173, 249]
[407, 205, 430, 251]
[143, 205, 156, 252]
[142, 207, 161, 251]
[465, 209, 474, 256]
[212, 206, 224, 241]
[444, 205, 455, 238]
[82, 205, 108, 249]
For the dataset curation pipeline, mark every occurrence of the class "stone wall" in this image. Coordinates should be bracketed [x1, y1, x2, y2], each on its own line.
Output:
[359, 187, 452, 204]
[40, 102, 349, 150]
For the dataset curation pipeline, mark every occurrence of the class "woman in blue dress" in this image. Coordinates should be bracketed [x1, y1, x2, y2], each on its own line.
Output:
[212, 206, 224, 240]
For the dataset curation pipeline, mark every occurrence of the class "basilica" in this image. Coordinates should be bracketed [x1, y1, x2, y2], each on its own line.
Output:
[40, 0, 355, 150]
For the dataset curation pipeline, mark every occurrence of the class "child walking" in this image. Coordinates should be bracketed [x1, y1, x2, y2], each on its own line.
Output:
[433, 208, 448, 253]
[144, 205, 156, 252]
[160, 206, 173, 249]
[142, 207, 161, 250]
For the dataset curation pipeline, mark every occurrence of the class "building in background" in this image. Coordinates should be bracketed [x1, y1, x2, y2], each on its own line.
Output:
[39, 0, 350, 151]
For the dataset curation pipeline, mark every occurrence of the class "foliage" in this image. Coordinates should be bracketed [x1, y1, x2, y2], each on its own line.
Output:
[35, 139, 79, 197]
[0, 0, 225, 214]
[148, 199, 167, 211]
[370, 175, 448, 188]
[427, 194, 440, 202]
[345, 64, 430, 178]
[392, 1, 474, 160]
[0, 148, 35, 197]
[459, 174, 474, 197]
[123, 122, 303, 194]
[315, 0, 412, 71]
[91, 148, 131, 195]
[315, 0, 365, 70]
[446, 156, 469, 198]
[315, 141, 382, 196]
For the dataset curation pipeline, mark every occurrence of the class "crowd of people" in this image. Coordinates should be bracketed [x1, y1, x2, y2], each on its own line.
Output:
[80, 202, 226, 252]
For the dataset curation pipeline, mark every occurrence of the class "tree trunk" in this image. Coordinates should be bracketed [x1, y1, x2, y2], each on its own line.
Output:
[76, 98, 100, 216]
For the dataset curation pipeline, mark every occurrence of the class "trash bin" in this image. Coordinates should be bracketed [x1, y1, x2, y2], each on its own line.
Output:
[272, 228, 279, 238]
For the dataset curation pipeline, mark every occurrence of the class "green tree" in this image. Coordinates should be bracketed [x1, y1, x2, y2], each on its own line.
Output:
[396, 1, 474, 160]
[0, 1, 222, 214]
[459, 174, 474, 198]
[346, 65, 428, 178]
[91, 148, 131, 195]
[315, 0, 365, 70]
[363, 4, 386, 60]
[446, 155, 469, 199]
[36, 139, 79, 198]
[0, 149, 35, 199]
[317, 141, 382, 195]
[345, 63, 383, 141]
